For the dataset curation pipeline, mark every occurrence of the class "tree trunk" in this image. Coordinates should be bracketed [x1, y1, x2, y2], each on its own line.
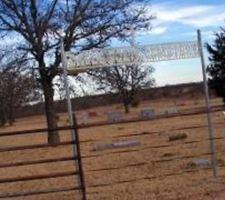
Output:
[8, 105, 15, 126]
[123, 101, 130, 114]
[42, 79, 60, 146]
[0, 111, 6, 127]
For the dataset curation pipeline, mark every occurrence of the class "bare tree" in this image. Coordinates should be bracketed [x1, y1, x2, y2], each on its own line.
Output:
[0, 49, 40, 126]
[89, 64, 155, 113]
[0, 0, 153, 145]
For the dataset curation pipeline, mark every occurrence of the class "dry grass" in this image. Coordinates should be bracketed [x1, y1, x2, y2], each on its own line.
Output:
[0, 98, 225, 199]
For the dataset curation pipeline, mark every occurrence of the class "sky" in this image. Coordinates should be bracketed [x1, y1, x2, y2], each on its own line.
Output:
[1, 0, 225, 94]
[113, 0, 225, 86]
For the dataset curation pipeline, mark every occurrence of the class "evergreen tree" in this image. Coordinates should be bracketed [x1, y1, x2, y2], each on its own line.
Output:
[207, 26, 225, 102]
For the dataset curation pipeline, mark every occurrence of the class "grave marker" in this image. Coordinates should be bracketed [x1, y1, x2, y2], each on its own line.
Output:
[107, 111, 123, 123]
[93, 140, 140, 151]
[80, 112, 88, 125]
[140, 109, 155, 119]
[165, 107, 178, 115]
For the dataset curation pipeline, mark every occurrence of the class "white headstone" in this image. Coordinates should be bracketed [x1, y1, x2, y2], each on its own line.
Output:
[194, 158, 211, 167]
[165, 107, 178, 115]
[107, 111, 123, 123]
[93, 140, 140, 151]
[80, 112, 88, 125]
[140, 109, 155, 119]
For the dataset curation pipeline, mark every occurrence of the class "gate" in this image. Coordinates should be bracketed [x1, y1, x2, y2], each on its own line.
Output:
[0, 120, 86, 200]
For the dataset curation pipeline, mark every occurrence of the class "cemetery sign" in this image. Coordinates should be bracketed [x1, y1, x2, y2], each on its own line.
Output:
[65, 41, 199, 73]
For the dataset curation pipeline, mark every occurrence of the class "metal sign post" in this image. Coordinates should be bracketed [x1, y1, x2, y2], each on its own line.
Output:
[197, 29, 218, 178]
[60, 39, 86, 199]
[60, 39, 74, 129]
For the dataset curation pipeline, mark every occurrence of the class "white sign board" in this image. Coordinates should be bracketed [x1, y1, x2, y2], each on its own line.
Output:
[66, 41, 200, 73]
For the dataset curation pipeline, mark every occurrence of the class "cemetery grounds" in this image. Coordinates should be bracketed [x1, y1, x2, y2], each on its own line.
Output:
[1, 97, 225, 199]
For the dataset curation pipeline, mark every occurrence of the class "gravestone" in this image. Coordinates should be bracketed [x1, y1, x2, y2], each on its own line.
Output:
[140, 109, 155, 120]
[165, 107, 178, 115]
[107, 111, 123, 123]
[88, 111, 98, 117]
[194, 158, 211, 167]
[169, 133, 187, 141]
[80, 112, 88, 125]
[93, 140, 140, 151]
[187, 158, 211, 169]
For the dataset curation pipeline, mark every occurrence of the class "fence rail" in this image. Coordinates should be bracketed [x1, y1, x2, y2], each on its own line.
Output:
[0, 156, 76, 169]
[0, 171, 78, 184]
[0, 141, 75, 153]
[0, 187, 81, 199]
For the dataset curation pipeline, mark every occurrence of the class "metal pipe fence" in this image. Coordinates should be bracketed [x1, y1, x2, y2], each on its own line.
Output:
[0, 105, 224, 199]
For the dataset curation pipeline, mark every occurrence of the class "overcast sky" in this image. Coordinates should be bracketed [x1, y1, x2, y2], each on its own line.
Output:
[112, 0, 225, 86]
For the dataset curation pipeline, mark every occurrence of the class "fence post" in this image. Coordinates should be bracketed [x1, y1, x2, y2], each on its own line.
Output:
[197, 29, 218, 178]
[72, 113, 87, 200]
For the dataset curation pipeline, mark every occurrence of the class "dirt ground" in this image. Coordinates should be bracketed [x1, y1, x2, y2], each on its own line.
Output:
[1, 98, 225, 200]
